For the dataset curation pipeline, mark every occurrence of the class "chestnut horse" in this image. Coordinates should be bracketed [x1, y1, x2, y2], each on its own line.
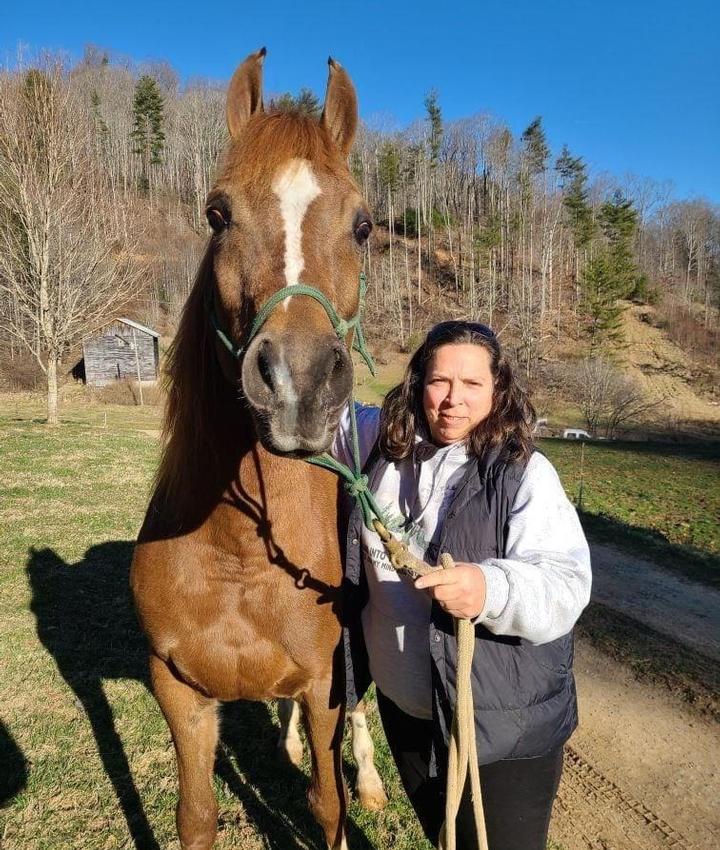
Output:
[131, 49, 384, 850]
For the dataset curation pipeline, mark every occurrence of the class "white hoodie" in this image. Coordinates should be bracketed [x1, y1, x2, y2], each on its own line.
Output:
[333, 404, 591, 720]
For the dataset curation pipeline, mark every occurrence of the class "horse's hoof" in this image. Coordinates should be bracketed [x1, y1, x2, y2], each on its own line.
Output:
[357, 781, 388, 811]
[278, 738, 304, 766]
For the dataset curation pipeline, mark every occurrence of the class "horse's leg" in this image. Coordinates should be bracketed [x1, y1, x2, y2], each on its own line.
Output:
[350, 700, 388, 811]
[150, 654, 219, 850]
[302, 681, 348, 850]
[277, 698, 304, 765]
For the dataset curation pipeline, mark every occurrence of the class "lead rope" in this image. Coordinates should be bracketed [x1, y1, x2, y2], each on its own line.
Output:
[372, 523, 488, 850]
[210, 270, 487, 850]
[306, 315, 488, 850]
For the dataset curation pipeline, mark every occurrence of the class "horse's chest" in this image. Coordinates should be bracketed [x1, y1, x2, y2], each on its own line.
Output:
[140, 545, 341, 702]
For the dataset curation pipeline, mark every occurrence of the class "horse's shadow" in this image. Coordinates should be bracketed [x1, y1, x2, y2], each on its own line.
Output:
[26, 542, 374, 850]
[0, 718, 28, 806]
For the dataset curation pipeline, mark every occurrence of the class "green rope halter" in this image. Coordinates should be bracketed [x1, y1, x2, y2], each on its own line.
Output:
[210, 274, 376, 375]
[209, 272, 381, 528]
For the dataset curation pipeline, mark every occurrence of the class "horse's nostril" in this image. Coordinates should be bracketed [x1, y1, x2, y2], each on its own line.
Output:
[257, 339, 275, 393]
[332, 346, 345, 373]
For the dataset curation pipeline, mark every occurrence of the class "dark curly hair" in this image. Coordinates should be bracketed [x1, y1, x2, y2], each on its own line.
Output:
[379, 321, 536, 462]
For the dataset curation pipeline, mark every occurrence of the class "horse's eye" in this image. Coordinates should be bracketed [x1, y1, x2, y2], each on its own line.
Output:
[354, 218, 373, 245]
[206, 198, 231, 233]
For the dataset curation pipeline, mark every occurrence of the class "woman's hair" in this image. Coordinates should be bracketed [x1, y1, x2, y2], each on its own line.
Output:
[379, 320, 536, 462]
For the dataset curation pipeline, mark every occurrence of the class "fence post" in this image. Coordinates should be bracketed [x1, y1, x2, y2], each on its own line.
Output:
[132, 328, 144, 406]
[577, 440, 585, 509]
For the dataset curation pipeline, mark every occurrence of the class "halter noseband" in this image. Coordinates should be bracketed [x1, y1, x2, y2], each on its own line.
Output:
[209, 273, 375, 375]
[208, 271, 382, 528]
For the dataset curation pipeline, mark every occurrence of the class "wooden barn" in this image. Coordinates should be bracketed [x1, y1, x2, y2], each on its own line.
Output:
[74, 318, 160, 386]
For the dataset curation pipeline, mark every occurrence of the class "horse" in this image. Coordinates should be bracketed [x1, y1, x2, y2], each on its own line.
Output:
[131, 49, 385, 850]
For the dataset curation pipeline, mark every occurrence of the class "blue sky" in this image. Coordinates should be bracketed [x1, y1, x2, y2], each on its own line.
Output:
[3, 0, 719, 202]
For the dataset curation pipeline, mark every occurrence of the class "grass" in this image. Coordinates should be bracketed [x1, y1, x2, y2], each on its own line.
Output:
[0, 402, 431, 850]
[540, 437, 720, 587]
[352, 354, 406, 406]
[0, 393, 716, 849]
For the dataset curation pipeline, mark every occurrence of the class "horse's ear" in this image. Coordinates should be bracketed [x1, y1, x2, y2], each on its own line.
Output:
[321, 57, 358, 157]
[226, 47, 266, 139]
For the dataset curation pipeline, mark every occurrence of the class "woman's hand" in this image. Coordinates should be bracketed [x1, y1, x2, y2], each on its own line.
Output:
[415, 563, 486, 620]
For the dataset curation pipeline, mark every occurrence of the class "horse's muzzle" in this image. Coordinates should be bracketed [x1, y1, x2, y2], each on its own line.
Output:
[241, 330, 353, 454]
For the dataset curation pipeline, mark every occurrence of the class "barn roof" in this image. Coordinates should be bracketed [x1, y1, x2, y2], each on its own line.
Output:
[116, 317, 160, 338]
[82, 317, 160, 340]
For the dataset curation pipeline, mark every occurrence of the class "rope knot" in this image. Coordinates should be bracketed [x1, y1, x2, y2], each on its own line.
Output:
[345, 474, 369, 498]
[335, 318, 350, 338]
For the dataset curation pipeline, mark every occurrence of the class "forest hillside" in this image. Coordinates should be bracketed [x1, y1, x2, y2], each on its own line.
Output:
[0, 47, 717, 434]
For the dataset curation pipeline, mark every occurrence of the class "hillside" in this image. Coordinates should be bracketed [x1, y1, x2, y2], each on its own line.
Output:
[351, 228, 720, 437]
[619, 304, 720, 428]
[2, 54, 718, 430]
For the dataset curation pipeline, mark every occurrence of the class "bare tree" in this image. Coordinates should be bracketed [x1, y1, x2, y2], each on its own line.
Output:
[0, 64, 145, 423]
[566, 357, 662, 438]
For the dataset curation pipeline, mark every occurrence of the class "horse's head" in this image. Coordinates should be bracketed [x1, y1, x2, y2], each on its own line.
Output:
[207, 48, 372, 456]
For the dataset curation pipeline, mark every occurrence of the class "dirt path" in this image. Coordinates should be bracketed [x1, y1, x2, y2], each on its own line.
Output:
[590, 542, 720, 661]
[549, 544, 720, 850]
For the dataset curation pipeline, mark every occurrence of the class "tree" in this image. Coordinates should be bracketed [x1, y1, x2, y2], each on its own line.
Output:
[173, 83, 226, 231]
[556, 145, 594, 250]
[90, 88, 110, 154]
[580, 253, 626, 351]
[567, 357, 661, 438]
[269, 87, 321, 116]
[0, 66, 146, 423]
[131, 74, 165, 192]
[424, 89, 443, 169]
[377, 140, 401, 197]
[578, 192, 646, 350]
[521, 116, 549, 175]
[598, 190, 645, 300]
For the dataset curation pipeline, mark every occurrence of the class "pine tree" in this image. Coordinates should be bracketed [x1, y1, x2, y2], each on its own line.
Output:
[270, 87, 321, 116]
[580, 194, 645, 350]
[598, 191, 646, 300]
[131, 75, 165, 192]
[378, 141, 401, 195]
[424, 89, 443, 169]
[580, 253, 625, 352]
[556, 145, 594, 248]
[521, 116, 549, 175]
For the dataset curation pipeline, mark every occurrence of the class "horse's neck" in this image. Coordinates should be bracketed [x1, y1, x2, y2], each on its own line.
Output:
[208, 407, 333, 517]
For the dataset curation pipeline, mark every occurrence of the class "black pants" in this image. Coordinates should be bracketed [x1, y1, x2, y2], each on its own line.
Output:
[376, 690, 564, 850]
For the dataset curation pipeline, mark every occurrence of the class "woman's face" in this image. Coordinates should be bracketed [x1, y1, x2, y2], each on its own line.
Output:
[423, 343, 494, 445]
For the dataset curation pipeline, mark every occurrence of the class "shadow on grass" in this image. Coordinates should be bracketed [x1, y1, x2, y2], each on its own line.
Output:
[219, 701, 373, 850]
[27, 543, 158, 850]
[580, 512, 720, 589]
[0, 718, 28, 806]
[26, 542, 374, 850]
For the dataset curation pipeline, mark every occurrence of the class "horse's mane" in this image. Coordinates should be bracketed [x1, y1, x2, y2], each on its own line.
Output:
[151, 246, 234, 521]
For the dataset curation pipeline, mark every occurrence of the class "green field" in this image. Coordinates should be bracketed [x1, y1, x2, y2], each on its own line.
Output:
[540, 438, 720, 587]
[0, 405, 431, 850]
[1, 395, 718, 849]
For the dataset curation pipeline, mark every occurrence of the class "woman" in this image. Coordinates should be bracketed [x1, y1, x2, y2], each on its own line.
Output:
[335, 320, 591, 850]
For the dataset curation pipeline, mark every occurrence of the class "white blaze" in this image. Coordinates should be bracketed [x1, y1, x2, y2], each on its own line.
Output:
[272, 158, 321, 297]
